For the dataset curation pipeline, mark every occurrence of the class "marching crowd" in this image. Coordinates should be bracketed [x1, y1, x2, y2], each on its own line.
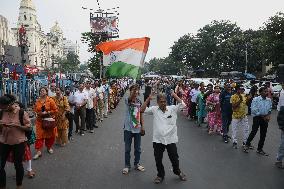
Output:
[0, 78, 130, 189]
[142, 78, 284, 161]
[0, 76, 284, 188]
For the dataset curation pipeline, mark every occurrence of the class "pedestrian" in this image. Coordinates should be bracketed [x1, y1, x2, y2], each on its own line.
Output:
[73, 83, 88, 136]
[65, 87, 75, 140]
[122, 85, 145, 175]
[141, 91, 187, 184]
[0, 94, 31, 189]
[207, 86, 222, 134]
[189, 83, 200, 120]
[48, 82, 56, 97]
[5, 102, 36, 179]
[84, 80, 96, 133]
[102, 79, 110, 118]
[220, 83, 233, 143]
[243, 87, 272, 155]
[33, 87, 58, 159]
[95, 81, 105, 122]
[275, 82, 284, 168]
[53, 87, 70, 147]
[230, 85, 250, 149]
[196, 87, 206, 127]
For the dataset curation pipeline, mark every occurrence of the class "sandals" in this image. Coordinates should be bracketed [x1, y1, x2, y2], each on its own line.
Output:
[122, 167, 130, 175]
[47, 148, 54, 154]
[33, 152, 42, 160]
[135, 164, 145, 172]
[154, 176, 164, 184]
[27, 170, 36, 179]
[178, 172, 187, 181]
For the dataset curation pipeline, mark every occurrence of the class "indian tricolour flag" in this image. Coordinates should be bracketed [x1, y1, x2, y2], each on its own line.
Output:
[96, 37, 150, 78]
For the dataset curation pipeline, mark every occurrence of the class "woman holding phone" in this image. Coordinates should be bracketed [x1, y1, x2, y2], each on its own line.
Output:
[0, 94, 31, 189]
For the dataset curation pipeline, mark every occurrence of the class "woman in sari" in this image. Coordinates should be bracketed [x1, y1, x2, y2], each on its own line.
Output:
[52, 87, 70, 147]
[196, 87, 207, 127]
[206, 86, 222, 135]
[33, 87, 58, 159]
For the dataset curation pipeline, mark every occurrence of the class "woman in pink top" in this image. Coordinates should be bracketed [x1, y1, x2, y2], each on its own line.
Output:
[0, 94, 31, 189]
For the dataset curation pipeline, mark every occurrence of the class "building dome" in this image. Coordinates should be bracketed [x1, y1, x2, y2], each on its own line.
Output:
[50, 21, 63, 35]
[20, 0, 36, 10]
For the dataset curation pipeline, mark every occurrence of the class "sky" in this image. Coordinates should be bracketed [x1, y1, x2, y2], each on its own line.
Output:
[1, 0, 284, 63]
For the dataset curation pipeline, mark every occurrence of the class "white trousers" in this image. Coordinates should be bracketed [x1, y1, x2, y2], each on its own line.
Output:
[231, 117, 250, 144]
[104, 98, 108, 116]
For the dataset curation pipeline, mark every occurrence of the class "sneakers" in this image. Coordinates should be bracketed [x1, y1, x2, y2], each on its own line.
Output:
[223, 135, 228, 143]
[79, 131, 85, 136]
[47, 148, 54, 154]
[243, 145, 249, 153]
[233, 142, 238, 149]
[89, 129, 94, 133]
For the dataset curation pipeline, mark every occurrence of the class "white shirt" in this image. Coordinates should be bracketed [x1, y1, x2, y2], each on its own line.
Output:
[96, 86, 104, 100]
[84, 88, 96, 109]
[277, 89, 284, 111]
[190, 89, 200, 103]
[144, 101, 186, 145]
[48, 90, 56, 97]
[73, 90, 88, 106]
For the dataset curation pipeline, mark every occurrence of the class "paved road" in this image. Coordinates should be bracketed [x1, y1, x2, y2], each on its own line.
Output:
[5, 95, 284, 189]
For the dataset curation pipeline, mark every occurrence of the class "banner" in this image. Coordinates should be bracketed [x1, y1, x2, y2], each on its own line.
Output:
[90, 16, 119, 34]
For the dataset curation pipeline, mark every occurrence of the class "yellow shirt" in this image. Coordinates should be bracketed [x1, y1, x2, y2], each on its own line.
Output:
[230, 94, 247, 119]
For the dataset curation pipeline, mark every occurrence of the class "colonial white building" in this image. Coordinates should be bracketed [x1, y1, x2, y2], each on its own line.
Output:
[63, 39, 80, 56]
[0, 15, 17, 56]
[0, 0, 79, 70]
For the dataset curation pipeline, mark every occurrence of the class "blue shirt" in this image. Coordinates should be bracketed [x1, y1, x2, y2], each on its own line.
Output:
[220, 90, 232, 114]
[251, 96, 272, 117]
[123, 97, 142, 133]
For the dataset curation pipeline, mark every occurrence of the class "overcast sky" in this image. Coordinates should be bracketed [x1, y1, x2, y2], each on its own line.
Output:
[1, 0, 284, 63]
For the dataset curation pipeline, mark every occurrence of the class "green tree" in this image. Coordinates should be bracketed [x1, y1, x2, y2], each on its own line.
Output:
[81, 32, 108, 77]
[263, 12, 284, 70]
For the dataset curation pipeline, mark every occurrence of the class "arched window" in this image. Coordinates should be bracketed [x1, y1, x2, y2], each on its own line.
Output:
[24, 15, 27, 20]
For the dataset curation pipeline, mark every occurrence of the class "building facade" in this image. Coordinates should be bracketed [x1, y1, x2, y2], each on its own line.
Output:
[0, 0, 79, 70]
[0, 15, 17, 56]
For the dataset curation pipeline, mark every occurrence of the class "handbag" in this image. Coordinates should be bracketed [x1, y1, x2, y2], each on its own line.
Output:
[206, 104, 215, 112]
[42, 117, 56, 129]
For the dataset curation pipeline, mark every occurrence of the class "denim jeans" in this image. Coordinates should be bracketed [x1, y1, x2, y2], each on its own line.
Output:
[124, 130, 141, 168]
[222, 112, 232, 136]
[277, 130, 284, 162]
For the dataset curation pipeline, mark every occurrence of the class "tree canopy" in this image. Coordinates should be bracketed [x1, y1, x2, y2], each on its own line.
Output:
[146, 12, 284, 76]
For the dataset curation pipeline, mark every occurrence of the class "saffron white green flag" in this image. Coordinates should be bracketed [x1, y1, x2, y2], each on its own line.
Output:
[96, 37, 150, 78]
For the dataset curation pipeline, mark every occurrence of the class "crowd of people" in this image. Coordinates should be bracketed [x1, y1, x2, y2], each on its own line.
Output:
[141, 78, 284, 168]
[0, 78, 131, 189]
[0, 76, 284, 188]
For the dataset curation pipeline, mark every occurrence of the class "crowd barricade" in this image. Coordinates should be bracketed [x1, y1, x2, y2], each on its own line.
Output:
[0, 76, 74, 108]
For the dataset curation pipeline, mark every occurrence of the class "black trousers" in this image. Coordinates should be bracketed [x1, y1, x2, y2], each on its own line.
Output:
[246, 116, 269, 151]
[0, 142, 25, 187]
[86, 108, 95, 130]
[67, 112, 74, 139]
[190, 102, 197, 120]
[153, 142, 181, 178]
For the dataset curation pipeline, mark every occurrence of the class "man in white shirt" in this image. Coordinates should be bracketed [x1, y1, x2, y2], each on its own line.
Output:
[84, 80, 97, 133]
[48, 83, 56, 97]
[95, 82, 105, 122]
[102, 79, 110, 118]
[73, 83, 88, 136]
[141, 91, 187, 184]
[276, 82, 284, 168]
